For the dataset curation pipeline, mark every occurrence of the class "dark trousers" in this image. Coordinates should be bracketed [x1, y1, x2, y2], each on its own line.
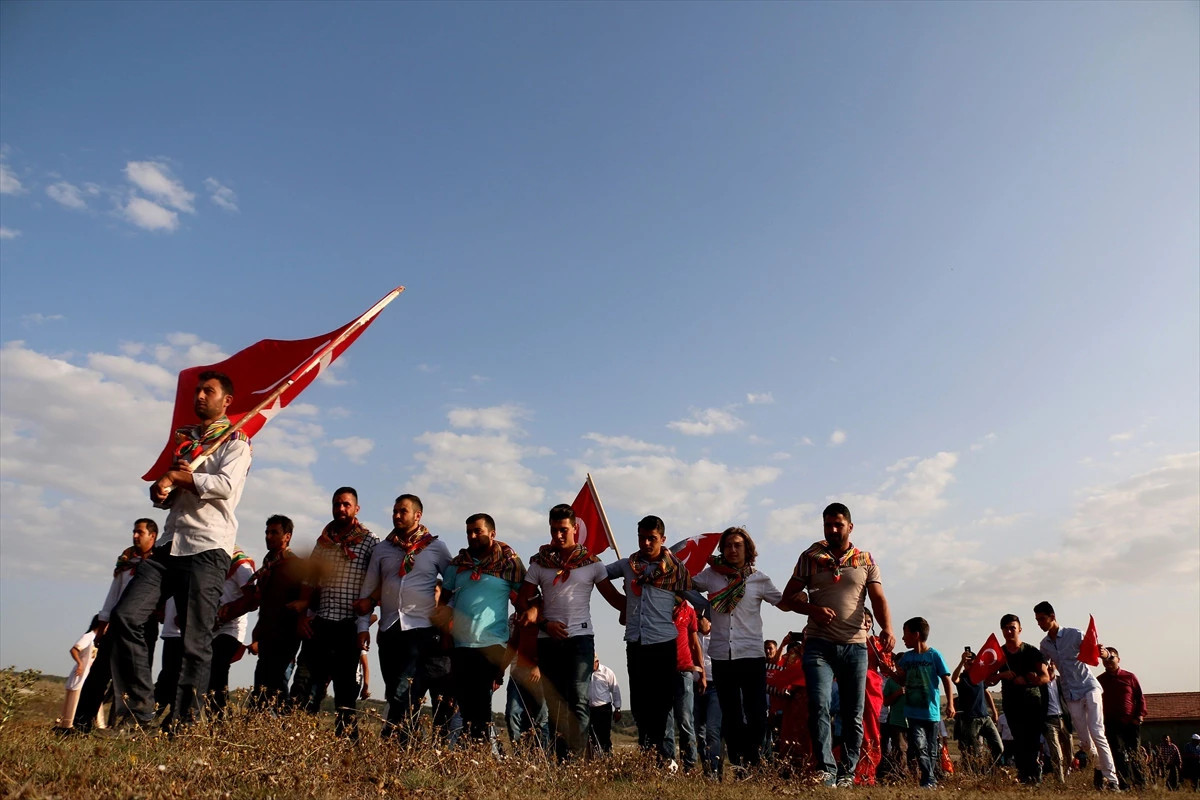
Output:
[589, 703, 614, 754]
[712, 657, 768, 768]
[1107, 721, 1146, 789]
[251, 638, 300, 709]
[907, 718, 940, 787]
[626, 640, 677, 762]
[451, 644, 505, 742]
[377, 625, 435, 743]
[694, 682, 723, 776]
[538, 634, 594, 760]
[154, 636, 183, 714]
[76, 620, 158, 729]
[207, 633, 242, 716]
[1007, 705, 1044, 785]
[301, 617, 362, 736]
[110, 547, 228, 725]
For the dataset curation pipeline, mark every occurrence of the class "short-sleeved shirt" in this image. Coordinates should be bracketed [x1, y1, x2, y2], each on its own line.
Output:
[66, 631, 98, 692]
[883, 677, 908, 728]
[790, 541, 881, 645]
[1001, 643, 1046, 714]
[898, 647, 950, 721]
[525, 560, 610, 639]
[955, 673, 990, 719]
[673, 602, 698, 670]
[441, 566, 522, 649]
[606, 559, 679, 645]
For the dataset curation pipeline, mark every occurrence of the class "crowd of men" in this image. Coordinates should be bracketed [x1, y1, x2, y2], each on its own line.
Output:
[56, 371, 1199, 792]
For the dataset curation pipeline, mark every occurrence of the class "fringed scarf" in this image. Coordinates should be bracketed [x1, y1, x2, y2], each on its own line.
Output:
[173, 416, 250, 464]
[530, 543, 598, 586]
[627, 548, 692, 597]
[227, 548, 255, 580]
[809, 542, 870, 582]
[385, 525, 436, 577]
[449, 540, 526, 584]
[706, 554, 753, 614]
[113, 546, 148, 577]
[316, 518, 371, 561]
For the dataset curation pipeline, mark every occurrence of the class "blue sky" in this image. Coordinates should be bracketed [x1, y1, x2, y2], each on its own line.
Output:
[1, 2, 1197, 701]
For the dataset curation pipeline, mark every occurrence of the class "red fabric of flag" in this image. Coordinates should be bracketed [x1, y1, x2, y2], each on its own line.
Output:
[142, 287, 401, 480]
[967, 632, 1007, 684]
[669, 532, 722, 576]
[1078, 615, 1102, 666]
[571, 478, 611, 557]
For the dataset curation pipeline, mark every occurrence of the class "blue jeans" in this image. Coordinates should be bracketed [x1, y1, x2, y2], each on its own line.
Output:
[377, 624, 436, 743]
[694, 682, 723, 776]
[505, 669, 549, 749]
[907, 718, 940, 786]
[663, 671, 698, 770]
[537, 635, 594, 760]
[803, 638, 868, 778]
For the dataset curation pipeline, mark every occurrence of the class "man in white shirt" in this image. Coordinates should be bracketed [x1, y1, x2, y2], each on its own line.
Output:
[587, 656, 622, 755]
[517, 503, 625, 761]
[109, 371, 252, 731]
[355, 493, 451, 744]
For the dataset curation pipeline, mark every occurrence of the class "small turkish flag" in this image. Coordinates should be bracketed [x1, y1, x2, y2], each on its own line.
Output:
[1078, 615, 1102, 666]
[669, 533, 722, 576]
[571, 475, 614, 557]
[967, 632, 1007, 684]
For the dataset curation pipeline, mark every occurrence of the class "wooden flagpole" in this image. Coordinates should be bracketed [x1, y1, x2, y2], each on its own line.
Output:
[181, 286, 404, 472]
[586, 472, 621, 560]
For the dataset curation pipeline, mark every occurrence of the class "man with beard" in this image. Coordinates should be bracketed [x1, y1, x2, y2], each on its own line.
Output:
[108, 372, 251, 731]
[434, 513, 527, 743]
[517, 504, 626, 761]
[355, 494, 452, 744]
[297, 487, 378, 738]
[219, 515, 307, 709]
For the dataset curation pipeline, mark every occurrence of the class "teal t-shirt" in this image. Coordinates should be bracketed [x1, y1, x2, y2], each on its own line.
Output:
[898, 647, 950, 722]
[440, 565, 520, 648]
[883, 677, 909, 728]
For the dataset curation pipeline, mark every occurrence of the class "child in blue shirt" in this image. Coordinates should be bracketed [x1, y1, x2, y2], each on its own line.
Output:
[895, 616, 955, 788]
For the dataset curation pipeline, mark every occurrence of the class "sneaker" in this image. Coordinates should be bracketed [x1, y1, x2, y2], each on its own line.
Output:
[836, 776, 856, 789]
[920, 782, 938, 790]
[818, 771, 838, 788]
[667, 759, 680, 775]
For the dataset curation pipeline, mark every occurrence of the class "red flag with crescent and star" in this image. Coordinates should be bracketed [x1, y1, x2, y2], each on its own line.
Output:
[669, 532, 722, 576]
[571, 475, 615, 557]
[967, 632, 1008, 684]
[142, 287, 403, 480]
[1078, 615, 1102, 666]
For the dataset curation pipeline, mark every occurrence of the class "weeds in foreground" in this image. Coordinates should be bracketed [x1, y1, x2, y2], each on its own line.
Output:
[0, 667, 41, 732]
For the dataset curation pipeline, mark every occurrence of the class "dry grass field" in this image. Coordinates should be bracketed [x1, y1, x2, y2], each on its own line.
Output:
[0, 669, 1176, 800]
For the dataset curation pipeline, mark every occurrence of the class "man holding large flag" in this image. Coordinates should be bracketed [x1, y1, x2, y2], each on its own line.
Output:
[109, 371, 252, 732]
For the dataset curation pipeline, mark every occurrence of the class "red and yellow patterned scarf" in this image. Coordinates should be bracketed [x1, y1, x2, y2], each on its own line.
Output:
[530, 543, 599, 585]
[449, 540, 526, 584]
[227, 548, 255, 580]
[173, 416, 250, 464]
[386, 525, 437, 577]
[316, 518, 370, 561]
[113, 546, 148, 577]
[707, 554, 753, 614]
[628, 548, 692, 597]
[810, 542, 870, 582]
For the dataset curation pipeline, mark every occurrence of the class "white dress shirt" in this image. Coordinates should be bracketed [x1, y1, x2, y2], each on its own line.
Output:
[155, 437, 252, 557]
[359, 536, 453, 635]
[692, 567, 783, 661]
[215, 559, 255, 643]
[589, 663, 622, 709]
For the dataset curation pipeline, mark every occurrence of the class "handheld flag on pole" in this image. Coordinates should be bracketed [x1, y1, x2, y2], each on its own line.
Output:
[571, 473, 620, 559]
[1078, 615, 1102, 666]
[967, 632, 1007, 684]
[143, 286, 404, 480]
[669, 532, 722, 577]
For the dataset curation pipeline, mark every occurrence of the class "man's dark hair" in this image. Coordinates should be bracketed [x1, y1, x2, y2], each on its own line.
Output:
[333, 486, 358, 502]
[396, 494, 423, 513]
[823, 502, 852, 523]
[466, 513, 495, 531]
[764, 639, 778, 650]
[266, 514, 294, 534]
[1033, 601, 1055, 617]
[1105, 647, 1120, 659]
[637, 515, 665, 536]
[903, 617, 930, 642]
[197, 370, 235, 396]
[719, 526, 757, 566]
[1000, 613, 1021, 629]
[134, 517, 158, 535]
[549, 503, 576, 524]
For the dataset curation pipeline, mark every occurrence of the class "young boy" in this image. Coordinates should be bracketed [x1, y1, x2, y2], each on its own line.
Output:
[895, 617, 955, 789]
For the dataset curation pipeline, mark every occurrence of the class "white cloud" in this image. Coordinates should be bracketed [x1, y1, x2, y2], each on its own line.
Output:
[331, 436, 374, 464]
[471, 375, 489, 384]
[746, 392, 775, 405]
[1109, 431, 1135, 443]
[153, 332, 228, 369]
[0, 159, 24, 195]
[0, 226, 21, 239]
[829, 429, 847, 446]
[972, 511, 1028, 527]
[448, 404, 528, 432]
[124, 161, 195, 213]
[122, 196, 179, 232]
[85, 352, 175, 392]
[204, 178, 239, 212]
[582, 433, 671, 454]
[315, 358, 348, 386]
[249, 418, 323, 468]
[800, 437, 814, 447]
[19, 313, 63, 326]
[771, 451, 792, 461]
[667, 407, 744, 437]
[970, 432, 998, 451]
[766, 503, 820, 543]
[46, 181, 87, 210]
[417, 364, 438, 373]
